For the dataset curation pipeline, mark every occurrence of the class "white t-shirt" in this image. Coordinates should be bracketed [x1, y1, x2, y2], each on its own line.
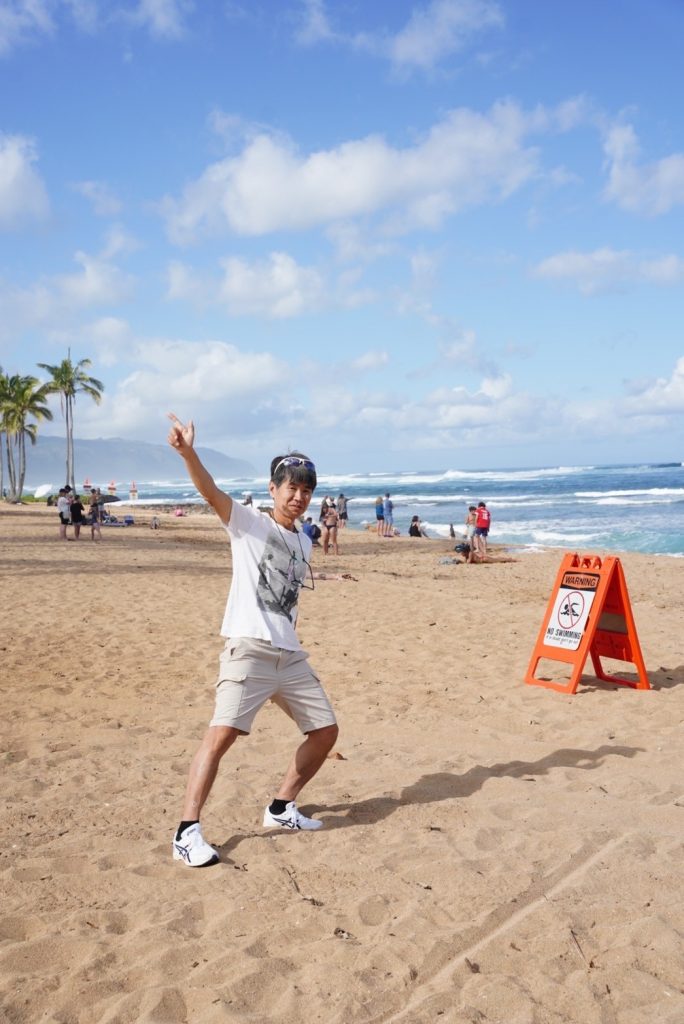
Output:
[57, 495, 70, 518]
[220, 501, 313, 651]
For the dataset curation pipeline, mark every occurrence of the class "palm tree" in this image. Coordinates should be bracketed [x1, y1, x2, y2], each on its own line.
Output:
[37, 351, 104, 491]
[1, 374, 53, 501]
[0, 367, 8, 500]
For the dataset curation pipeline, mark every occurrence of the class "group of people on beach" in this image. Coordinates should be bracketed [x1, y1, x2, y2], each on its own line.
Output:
[374, 492, 395, 536]
[55, 486, 104, 541]
[311, 492, 349, 555]
[462, 501, 492, 562]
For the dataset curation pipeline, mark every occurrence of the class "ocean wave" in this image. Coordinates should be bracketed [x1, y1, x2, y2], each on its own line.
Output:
[593, 496, 680, 506]
[575, 488, 684, 498]
[440, 465, 594, 482]
[529, 529, 602, 543]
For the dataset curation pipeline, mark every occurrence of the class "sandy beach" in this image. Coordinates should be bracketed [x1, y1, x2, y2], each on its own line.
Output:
[1, 504, 683, 1024]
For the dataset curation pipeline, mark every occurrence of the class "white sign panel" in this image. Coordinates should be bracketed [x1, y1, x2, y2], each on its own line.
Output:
[543, 575, 599, 651]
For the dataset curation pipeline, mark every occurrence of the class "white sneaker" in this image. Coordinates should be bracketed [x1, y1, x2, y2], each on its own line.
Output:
[172, 823, 219, 867]
[263, 801, 323, 831]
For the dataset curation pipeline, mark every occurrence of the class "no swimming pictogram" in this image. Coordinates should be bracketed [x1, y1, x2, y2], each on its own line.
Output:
[558, 591, 584, 628]
[545, 571, 599, 651]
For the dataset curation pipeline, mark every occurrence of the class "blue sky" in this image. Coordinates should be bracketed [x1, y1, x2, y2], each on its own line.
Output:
[1, 0, 683, 472]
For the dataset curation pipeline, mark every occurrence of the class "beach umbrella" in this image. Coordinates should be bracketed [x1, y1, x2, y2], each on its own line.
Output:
[34, 484, 53, 498]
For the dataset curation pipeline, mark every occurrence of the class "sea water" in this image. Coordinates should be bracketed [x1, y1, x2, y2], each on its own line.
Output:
[117, 462, 684, 557]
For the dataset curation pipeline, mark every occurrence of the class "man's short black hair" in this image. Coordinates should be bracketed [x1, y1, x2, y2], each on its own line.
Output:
[270, 451, 317, 491]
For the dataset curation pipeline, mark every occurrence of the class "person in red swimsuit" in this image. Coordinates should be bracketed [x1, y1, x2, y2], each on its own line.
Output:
[473, 501, 491, 560]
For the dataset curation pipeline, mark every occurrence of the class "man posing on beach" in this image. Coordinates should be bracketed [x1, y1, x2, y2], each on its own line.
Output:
[167, 413, 339, 867]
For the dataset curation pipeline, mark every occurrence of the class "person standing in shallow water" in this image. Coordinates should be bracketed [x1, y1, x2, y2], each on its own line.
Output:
[167, 413, 339, 868]
[473, 501, 491, 561]
[375, 496, 384, 535]
[382, 493, 394, 537]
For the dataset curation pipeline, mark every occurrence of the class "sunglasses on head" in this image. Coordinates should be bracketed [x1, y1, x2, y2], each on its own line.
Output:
[273, 456, 316, 474]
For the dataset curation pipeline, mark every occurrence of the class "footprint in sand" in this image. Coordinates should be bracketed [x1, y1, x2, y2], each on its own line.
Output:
[357, 894, 391, 926]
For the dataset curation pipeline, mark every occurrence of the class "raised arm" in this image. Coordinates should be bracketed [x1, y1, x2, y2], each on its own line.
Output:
[166, 413, 232, 524]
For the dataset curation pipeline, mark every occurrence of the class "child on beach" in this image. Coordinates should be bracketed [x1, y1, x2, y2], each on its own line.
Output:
[167, 413, 339, 868]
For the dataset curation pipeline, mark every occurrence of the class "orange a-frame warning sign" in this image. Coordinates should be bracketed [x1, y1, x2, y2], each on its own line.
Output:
[525, 553, 650, 694]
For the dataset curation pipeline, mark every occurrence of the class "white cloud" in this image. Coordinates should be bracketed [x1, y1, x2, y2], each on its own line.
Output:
[100, 224, 140, 259]
[64, 0, 99, 32]
[167, 250, 379, 316]
[0, 1, 53, 55]
[163, 101, 542, 242]
[295, 0, 335, 45]
[295, 0, 504, 73]
[75, 338, 292, 442]
[0, 0, 192, 54]
[54, 249, 135, 307]
[167, 252, 326, 318]
[385, 0, 504, 72]
[478, 373, 512, 400]
[351, 350, 389, 372]
[337, 376, 542, 446]
[65, 327, 684, 462]
[42, 316, 134, 368]
[533, 247, 684, 294]
[603, 123, 684, 216]
[326, 222, 393, 263]
[0, 133, 49, 228]
[624, 357, 684, 416]
[166, 260, 210, 304]
[129, 0, 193, 39]
[218, 252, 325, 318]
[0, 237, 136, 342]
[72, 179, 123, 216]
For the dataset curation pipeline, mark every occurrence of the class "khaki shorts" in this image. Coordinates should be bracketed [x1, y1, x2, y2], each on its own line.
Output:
[210, 638, 337, 735]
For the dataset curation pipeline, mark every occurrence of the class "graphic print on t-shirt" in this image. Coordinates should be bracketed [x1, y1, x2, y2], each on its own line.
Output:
[256, 531, 307, 621]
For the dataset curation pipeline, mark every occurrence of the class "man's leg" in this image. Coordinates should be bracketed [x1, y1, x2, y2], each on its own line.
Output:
[274, 723, 339, 802]
[469, 534, 479, 562]
[181, 724, 242, 820]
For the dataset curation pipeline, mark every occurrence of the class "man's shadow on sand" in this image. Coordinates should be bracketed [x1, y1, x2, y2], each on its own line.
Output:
[219, 744, 642, 855]
[317, 743, 642, 830]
